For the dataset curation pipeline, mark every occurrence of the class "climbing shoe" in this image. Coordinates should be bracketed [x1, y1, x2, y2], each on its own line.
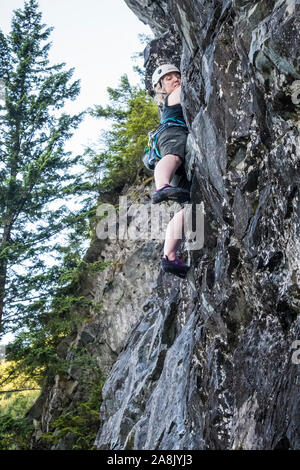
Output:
[151, 184, 190, 204]
[161, 255, 190, 279]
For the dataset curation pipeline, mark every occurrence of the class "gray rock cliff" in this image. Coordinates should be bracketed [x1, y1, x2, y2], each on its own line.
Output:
[96, 0, 300, 450]
[28, 0, 300, 450]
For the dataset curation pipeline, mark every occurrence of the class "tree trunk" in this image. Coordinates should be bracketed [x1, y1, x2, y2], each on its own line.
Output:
[0, 224, 12, 333]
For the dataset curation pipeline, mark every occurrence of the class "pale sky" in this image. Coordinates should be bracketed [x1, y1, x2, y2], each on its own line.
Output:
[0, 0, 152, 346]
[1, 0, 152, 153]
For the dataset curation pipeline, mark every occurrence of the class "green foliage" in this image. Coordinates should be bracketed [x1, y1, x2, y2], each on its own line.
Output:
[0, 0, 95, 336]
[0, 337, 104, 450]
[59, 259, 111, 286]
[39, 369, 105, 450]
[0, 413, 34, 450]
[0, 360, 39, 450]
[4, 256, 109, 385]
[0, 390, 40, 418]
[86, 74, 159, 192]
[0, 351, 105, 450]
[6, 330, 69, 382]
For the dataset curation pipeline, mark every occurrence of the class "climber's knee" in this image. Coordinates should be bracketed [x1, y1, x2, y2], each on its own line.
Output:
[164, 154, 183, 169]
[165, 153, 182, 163]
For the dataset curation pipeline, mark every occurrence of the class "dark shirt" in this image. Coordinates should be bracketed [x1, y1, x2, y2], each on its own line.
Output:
[160, 95, 186, 124]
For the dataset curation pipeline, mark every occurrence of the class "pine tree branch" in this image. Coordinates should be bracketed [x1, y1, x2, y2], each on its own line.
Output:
[0, 388, 41, 394]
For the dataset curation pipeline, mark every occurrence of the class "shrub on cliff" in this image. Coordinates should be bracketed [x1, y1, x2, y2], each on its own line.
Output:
[0, 360, 38, 449]
[85, 74, 159, 192]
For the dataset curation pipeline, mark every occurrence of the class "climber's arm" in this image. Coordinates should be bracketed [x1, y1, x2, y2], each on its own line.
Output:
[168, 85, 181, 105]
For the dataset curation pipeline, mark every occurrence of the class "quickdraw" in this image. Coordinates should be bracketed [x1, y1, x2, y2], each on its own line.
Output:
[142, 118, 188, 171]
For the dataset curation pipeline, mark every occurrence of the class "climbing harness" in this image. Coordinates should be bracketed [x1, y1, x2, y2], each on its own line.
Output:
[142, 118, 188, 171]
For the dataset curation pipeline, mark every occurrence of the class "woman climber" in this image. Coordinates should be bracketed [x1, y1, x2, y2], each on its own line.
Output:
[148, 63, 191, 278]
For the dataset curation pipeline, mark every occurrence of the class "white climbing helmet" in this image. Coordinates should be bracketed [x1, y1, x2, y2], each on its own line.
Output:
[152, 64, 180, 89]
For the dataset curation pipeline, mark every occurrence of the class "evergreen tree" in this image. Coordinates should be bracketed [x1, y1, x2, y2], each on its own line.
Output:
[0, 80, 4, 101]
[0, 0, 87, 334]
[86, 74, 159, 192]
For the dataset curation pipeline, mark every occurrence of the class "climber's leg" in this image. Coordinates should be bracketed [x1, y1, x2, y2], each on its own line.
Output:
[151, 126, 190, 204]
[152, 154, 190, 204]
[161, 208, 190, 278]
[154, 154, 182, 190]
[163, 208, 184, 260]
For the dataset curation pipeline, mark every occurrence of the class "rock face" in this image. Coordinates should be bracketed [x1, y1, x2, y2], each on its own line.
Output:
[29, 0, 300, 450]
[27, 185, 163, 448]
[96, 0, 300, 449]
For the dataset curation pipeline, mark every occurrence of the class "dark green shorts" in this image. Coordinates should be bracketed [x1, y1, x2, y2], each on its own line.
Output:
[156, 126, 188, 162]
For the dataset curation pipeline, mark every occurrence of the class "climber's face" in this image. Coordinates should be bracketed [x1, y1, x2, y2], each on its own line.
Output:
[161, 72, 181, 95]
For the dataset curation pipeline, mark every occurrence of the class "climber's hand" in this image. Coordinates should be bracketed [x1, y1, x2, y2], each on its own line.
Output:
[168, 85, 181, 106]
